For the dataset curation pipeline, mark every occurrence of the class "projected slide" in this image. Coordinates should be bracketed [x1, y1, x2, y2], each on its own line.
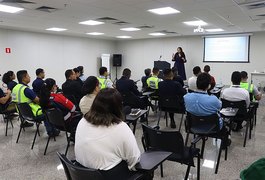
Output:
[204, 35, 250, 62]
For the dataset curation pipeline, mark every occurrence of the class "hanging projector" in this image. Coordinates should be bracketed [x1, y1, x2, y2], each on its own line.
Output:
[194, 25, 205, 33]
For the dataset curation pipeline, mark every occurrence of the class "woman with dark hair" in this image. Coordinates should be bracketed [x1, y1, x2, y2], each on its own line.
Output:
[79, 76, 100, 115]
[75, 88, 141, 179]
[172, 47, 187, 80]
[39, 78, 82, 139]
[2, 71, 17, 91]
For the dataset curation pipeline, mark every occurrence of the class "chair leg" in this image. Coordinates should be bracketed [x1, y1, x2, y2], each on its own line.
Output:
[5, 117, 8, 136]
[200, 138, 206, 159]
[185, 133, 189, 146]
[215, 141, 223, 174]
[31, 123, 40, 149]
[178, 114, 184, 131]
[10, 118, 13, 128]
[157, 110, 162, 126]
[65, 132, 70, 156]
[165, 112, 168, 127]
[160, 163, 164, 177]
[44, 136, 51, 155]
[243, 121, 249, 147]
[225, 146, 228, 161]
[197, 156, 200, 180]
[184, 165, 191, 180]
[16, 127, 23, 143]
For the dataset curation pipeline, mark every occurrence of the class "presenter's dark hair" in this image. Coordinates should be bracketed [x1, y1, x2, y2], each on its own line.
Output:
[36, 68, 44, 76]
[196, 73, 211, 91]
[231, 71, 241, 85]
[17, 70, 28, 84]
[193, 66, 201, 75]
[2, 71, 14, 84]
[163, 69, 172, 79]
[240, 71, 248, 79]
[177, 47, 183, 52]
[65, 69, 73, 79]
[82, 76, 99, 95]
[99, 67, 107, 75]
[85, 88, 123, 126]
[204, 65, 210, 73]
[144, 68, 151, 76]
[122, 68, 131, 78]
[39, 78, 56, 109]
[152, 67, 159, 74]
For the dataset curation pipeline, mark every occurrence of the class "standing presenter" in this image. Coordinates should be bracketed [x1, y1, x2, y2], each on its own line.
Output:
[172, 47, 187, 80]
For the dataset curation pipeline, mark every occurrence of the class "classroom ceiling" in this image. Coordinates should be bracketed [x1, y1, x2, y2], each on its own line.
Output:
[0, 0, 265, 40]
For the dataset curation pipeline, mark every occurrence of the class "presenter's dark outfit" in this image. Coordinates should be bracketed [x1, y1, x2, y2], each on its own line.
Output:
[173, 52, 187, 80]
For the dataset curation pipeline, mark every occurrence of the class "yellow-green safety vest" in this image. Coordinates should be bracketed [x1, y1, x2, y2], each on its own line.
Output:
[12, 84, 42, 116]
[240, 82, 254, 93]
[146, 76, 160, 89]
[97, 77, 107, 89]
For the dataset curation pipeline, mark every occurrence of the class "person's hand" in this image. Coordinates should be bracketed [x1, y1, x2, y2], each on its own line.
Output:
[6, 89, 11, 95]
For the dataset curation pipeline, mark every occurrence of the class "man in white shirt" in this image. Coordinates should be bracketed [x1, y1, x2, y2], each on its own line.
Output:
[221, 71, 250, 131]
[188, 66, 201, 91]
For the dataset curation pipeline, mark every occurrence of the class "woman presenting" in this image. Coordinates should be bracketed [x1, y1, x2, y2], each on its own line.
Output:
[172, 47, 187, 80]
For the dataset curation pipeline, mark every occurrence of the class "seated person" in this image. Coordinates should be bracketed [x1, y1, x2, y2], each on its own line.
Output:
[172, 67, 184, 87]
[2, 71, 17, 91]
[12, 70, 59, 136]
[97, 67, 113, 89]
[77, 66, 87, 82]
[0, 88, 12, 112]
[79, 76, 100, 115]
[184, 73, 230, 148]
[32, 68, 45, 96]
[221, 71, 250, 131]
[204, 65, 216, 91]
[188, 66, 201, 92]
[73, 67, 84, 87]
[141, 68, 151, 92]
[116, 68, 149, 109]
[146, 67, 162, 91]
[158, 69, 186, 128]
[75, 88, 142, 179]
[40, 78, 82, 140]
[62, 69, 82, 106]
[240, 71, 262, 101]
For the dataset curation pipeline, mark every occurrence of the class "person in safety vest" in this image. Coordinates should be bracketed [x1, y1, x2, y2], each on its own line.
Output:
[240, 71, 262, 101]
[97, 67, 113, 89]
[12, 70, 59, 137]
[146, 67, 162, 90]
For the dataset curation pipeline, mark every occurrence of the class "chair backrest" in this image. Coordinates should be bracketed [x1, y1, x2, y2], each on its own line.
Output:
[158, 95, 185, 113]
[141, 124, 184, 155]
[185, 112, 220, 135]
[57, 152, 104, 180]
[16, 103, 35, 121]
[121, 91, 143, 108]
[221, 99, 248, 116]
[45, 108, 66, 129]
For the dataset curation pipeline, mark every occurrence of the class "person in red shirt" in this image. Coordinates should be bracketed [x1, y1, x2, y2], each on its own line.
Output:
[39, 78, 82, 141]
[204, 65, 216, 91]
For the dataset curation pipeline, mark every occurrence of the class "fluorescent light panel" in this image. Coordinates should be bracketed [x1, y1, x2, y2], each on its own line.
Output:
[86, 32, 104, 35]
[205, 28, 224, 32]
[149, 33, 166, 36]
[116, 36, 132, 39]
[120, 27, 141, 31]
[46, 27, 67, 32]
[183, 20, 207, 26]
[79, 20, 104, 26]
[0, 4, 24, 13]
[148, 7, 180, 15]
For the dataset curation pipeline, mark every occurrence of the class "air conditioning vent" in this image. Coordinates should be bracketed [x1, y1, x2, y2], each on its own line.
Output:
[159, 30, 178, 34]
[36, 6, 58, 13]
[1, 0, 35, 3]
[96, 17, 118, 21]
[137, 25, 154, 29]
[112, 21, 130, 25]
[247, 2, 265, 9]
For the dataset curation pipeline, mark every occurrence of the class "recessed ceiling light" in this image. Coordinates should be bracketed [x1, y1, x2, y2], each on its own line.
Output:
[148, 7, 180, 15]
[0, 4, 24, 13]
[149, 33, 166, 36]
[46, 27, 67, 32]
[79, 20, 104, 26]
[116, 36, 132, 39]
[183, 20, 208, 26]
[120, 27, 141, 31]
[86, 32, 104, 35]
[205, 28, 224, 32]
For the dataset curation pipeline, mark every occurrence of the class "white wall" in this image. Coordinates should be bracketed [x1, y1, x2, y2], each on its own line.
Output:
[0, 29, 116, 87]
[116, 32, 265, 86]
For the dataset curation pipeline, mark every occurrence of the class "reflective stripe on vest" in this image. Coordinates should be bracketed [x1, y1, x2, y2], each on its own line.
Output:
[12, 84, 42, 116]
[147, 76, 159, 89]
[98, 77, 107, 89]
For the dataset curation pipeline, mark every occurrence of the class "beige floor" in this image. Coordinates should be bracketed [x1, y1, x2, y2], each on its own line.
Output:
[0, 100, 264, 180]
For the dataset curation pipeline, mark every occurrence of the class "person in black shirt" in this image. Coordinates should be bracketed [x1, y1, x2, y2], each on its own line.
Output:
[73, 67, 84, 87]
[0, 88, 11, 111]
[2, 71, 17, 91]
[62, 69, 82, 106]
[32, 68, 45, 96]
[172, 67, 184, 87]
[158, 68, 186, 128]
[141, 68, 151, 92]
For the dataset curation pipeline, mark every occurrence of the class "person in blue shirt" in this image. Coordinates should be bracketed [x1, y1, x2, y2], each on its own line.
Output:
[2, 71, 17, 91]
[184, 73, 231, 148]
[32, 68, 45, 96]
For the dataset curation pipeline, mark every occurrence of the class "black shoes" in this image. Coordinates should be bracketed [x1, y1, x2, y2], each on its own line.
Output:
[21, 121, 34, 128]
[170, 120, 176, 129]
[221, 139, 232, 150]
